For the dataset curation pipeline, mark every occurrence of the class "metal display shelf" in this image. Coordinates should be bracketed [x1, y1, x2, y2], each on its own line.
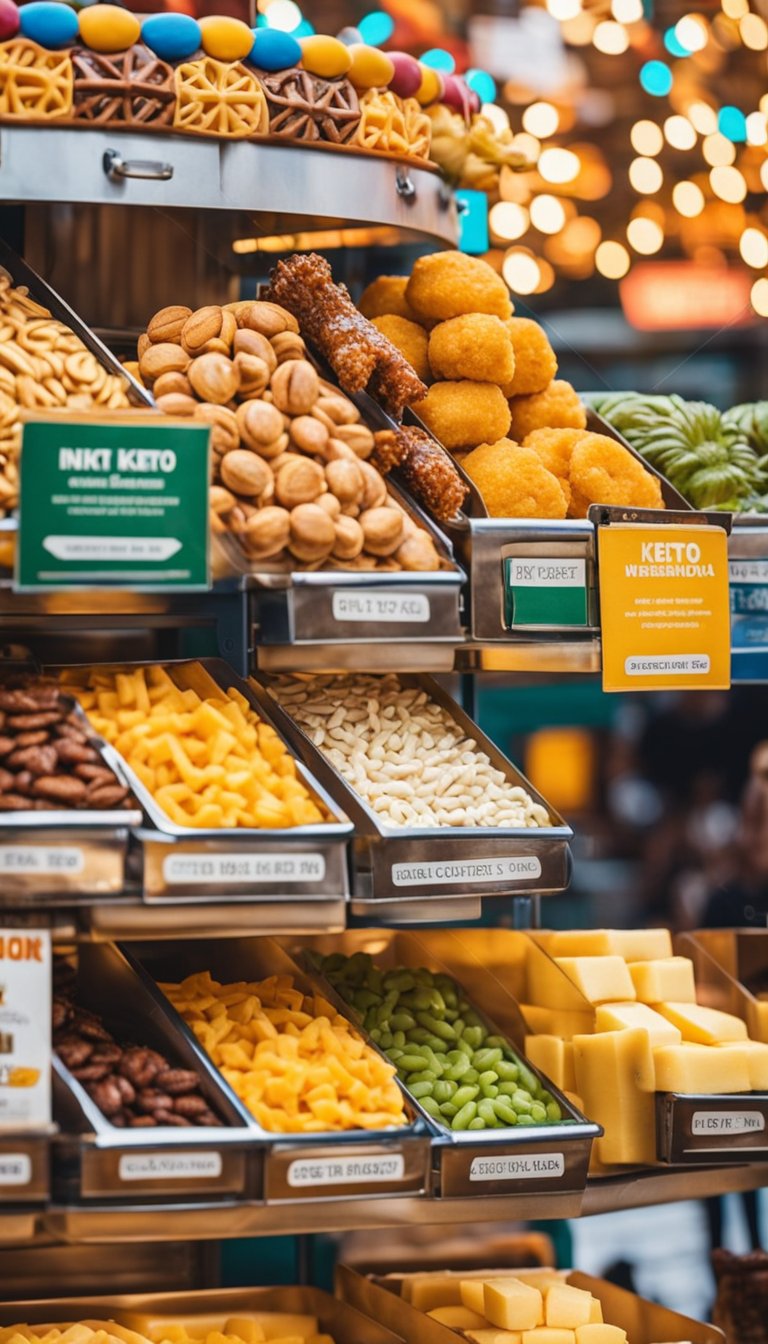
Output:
[0, 127, 458, 245]
[2, 1162, 764, 1243]
[729, 515, 768, 681]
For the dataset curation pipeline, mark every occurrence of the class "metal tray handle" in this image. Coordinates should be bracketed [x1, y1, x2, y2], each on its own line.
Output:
[103, 150, 174, 183]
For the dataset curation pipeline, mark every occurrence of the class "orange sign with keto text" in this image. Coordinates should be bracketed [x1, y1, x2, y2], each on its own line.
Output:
[598, 523, 731, 692]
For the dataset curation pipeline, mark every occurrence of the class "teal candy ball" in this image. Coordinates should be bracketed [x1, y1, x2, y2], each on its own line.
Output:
[249, 28, 301, 72]
[141, 13, 201, 62]
[19, 1, 78, 47]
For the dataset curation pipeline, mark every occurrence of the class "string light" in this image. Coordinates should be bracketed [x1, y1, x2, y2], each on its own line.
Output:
[687, 101, 718, 134]
[562, 216, 602, 251]
[672, 180, 705, 216]
[710, 165, 747, 201]
[718, 106, 747, 141]
[631, 120, 664, 155]
[420, 48, 456, 72]
[489, 202, 530, 240]
[674, 14, 709, 52]
[593, 20, 629, 53]
[629, 157, 663, 192]
[640, 61, 673, 95]
[745, 112, 768, 145]
[703, 132, 736, 165]
[740, 13, 768, 48]
[502, 251, 542, 294]
[740, 228, 768, 269]
[523, 103, 559, 137]
[264, 0, 301, 30]
[596, 240, 631, 277]
[761, 160, 768, 191]
[752, 278, 768, 317]
[664, 27, 690, 56]
[721, 0, 748, 17]
[530, 195, 567, 233]
[547, 0, 582, 19]
[664, 115, 697, 149]
[538, 147, 580, 182]
[357, 10, 394, 44]
[611, 0, 643, 21]
[627, 217, 664, 253]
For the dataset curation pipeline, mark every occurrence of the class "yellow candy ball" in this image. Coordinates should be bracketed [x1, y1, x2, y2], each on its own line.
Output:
[347, 43, 395, 90]
[199, 15, 253, 61]
[299, 34, 352, 79]
[415, 63, 442, 105]
[78, 3, 140, 53]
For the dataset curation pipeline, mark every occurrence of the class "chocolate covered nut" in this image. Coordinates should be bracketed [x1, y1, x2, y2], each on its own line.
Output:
[154, 1110, 192, 1126]
[0, 793, 34, 810]
[0, 736, 14, 756]
[86, 783, 129, 808]
[137, 1089, 174, 1114]
[119, 1046, 166, 1089]
[13, 731, 49, 748]
[171, 1094, 208, 1117]
[114, 1074, 136, 1105]
[6, 743, 58, 775]
[74, 764, 115, 785]
[55, 739, 99, 765]
[88, 1078, 125, 1116]
[56, 1037, 93, 1069]
[31, 774, 88, 804]
[129, 1115, 158, 1128]
[7, 711, 61, 729]
[73, 1061, 111, 1082]
[155, 1067, 204, 1095]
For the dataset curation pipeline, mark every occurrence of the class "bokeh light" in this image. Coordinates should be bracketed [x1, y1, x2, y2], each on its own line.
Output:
[466, 69, 496, 103]
[740, 228, 768, 269]
[664, 28, 690, 56]
[530, 195, 567, 233]
[687, 101, 718, 134]
[522, 102, 559, 137]
[629, 157, 664, 192]
[674, 14, 709, 52]
[631, 120, 664, 155]
[612, 0, 643, 21]
[482, 103, 510, 135]
[752, 278, 768, 316]
[640, 61, 673, 96]
[264, 0, 301, 30]
[502, 250, 542, 294]
[420, 48, 456, 72]
[596, 240, 631, 277]
[593, 20, 629, 53]
[746, 113, 768, 146]
[664, 115, 697, 149]
[538, 147, 580, 183]
[672, 180, 705, 216]
[710, 165, 747, 201]
[703, 132, 737, 165]
[357, 10, 394, 44]
[718, 106, 747, 142]
[722, 0, 748, 17]
[627, 216, 665, 253]
[740, 13, 768, 48]
[489, 202, 530, 241]
[547, 0, 583, 20]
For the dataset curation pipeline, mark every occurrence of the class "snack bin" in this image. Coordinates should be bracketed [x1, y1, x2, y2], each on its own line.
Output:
[336, 1263, 724, 1344]
[452, 926, 768, 1166]
[52, 942, 256, 1203]
[122, 935, 432, 1204]
[69, 659, 352, 908]
[252, 672, 572, 918]
[292, 929, 599, 1203]
[0, 1286, 405, 1344]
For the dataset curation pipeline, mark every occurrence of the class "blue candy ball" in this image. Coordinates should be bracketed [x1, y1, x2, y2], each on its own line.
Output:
[141, 13, 201, 62]
[249, 28, 301, 72]
[19, 2, 79, 48]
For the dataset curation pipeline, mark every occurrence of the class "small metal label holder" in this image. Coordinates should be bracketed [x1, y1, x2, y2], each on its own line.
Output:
[656, 1091, 768, 1164]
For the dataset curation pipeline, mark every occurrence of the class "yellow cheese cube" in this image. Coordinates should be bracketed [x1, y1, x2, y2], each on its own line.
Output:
[523, 1332, 575, 1344]
[656, 1002, 747, 1045]
[428, 1307, 488, 1329]
[554, 957, 636, 1005]
[628, 958, 696, 1005]
[594, 1003, 682, 1048]
[466, 1333, 523, 1344]
[653, 1042, 751, 1093]
[544, 930, 673, 961]
[484, 1281, 544, 1331]
[408, 1277, 464, 1310]
[527, 949, 592, 1009]
[729, 1040, 768, 1089]
[575, 1328, 626, 1344]
[587, 1301, 603, 1325]
[573, 1028, 656, 1165]
[544, 1285, 593, 1329]
[525, 1036, 577, 1092]
[747, 998, 768, 1045]
[462, 1281, 489, 1315]
[521, 1006, 595, 1039]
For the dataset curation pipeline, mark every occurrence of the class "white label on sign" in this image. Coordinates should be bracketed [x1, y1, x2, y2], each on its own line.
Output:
[469, 1152, 565, 1182]
[625, 654, 710, 676]
[43, 536, 182, 562]
[0, 847, 84, 875]
[508, 559, 586, 588]
[730, 560, 768, 583]
[162, 853, 326, 884]
[0, 927, 51, 1129]
[391, 857, 542, 887]
[118, 1151, 223, 1181]
[0, 1153, 32, 1186]
[692, 1111, 766, 1136]
[331, 591, 431, 623]
[287, 1153, 406, 1188]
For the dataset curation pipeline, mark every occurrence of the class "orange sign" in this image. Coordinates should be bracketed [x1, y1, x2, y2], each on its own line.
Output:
[620, 263, 754, 332]
[598, 523, 731, 692]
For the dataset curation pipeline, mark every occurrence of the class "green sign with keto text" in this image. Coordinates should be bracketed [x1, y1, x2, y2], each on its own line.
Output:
[16, 414, 211, 591]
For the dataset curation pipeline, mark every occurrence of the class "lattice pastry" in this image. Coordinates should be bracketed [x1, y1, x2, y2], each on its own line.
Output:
[356, 89, 432, 160]
[174, 56, 269, 139]
[72, 44, 175, 128]
[259, 67, 359, 144]
[0, 38, 73, 122]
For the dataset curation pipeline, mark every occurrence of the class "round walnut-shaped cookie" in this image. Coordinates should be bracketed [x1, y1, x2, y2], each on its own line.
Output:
[275, 456, 326, 508]
[270, 359, 320, 416]
[237, 400, 286, 457]
[237, 301, 299, 339]
[181, 306, 237, 357]
[220, 449, 272, 499]
[288, 502, 335, 563]
[188, 352, 240, 404]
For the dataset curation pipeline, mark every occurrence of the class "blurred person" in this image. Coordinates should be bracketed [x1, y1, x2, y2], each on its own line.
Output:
[704, 741, 768, 928]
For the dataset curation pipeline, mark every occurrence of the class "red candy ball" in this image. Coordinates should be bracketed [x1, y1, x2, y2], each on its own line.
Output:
[441, 74, 476, 119]
[388, 50, 422, 99]
[0, 0, 20, 41]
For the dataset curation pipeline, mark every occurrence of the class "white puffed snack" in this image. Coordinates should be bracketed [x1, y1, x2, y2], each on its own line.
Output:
[270, 673, 550, 830]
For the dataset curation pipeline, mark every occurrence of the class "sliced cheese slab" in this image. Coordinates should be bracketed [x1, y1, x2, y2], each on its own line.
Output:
[573, 1028, 656, 1165]
[544, 1284, 593, 1329]
[555, 957, 636, 1005]
[524, 1035, 576, 1092]
[729, 1039, 768, 1089]
[628, 958, 696, 1005]
[407, 1277, 464, 1310]
[484, 1281, 544, 1332]
[522, 1331, 575, 1344]
[653, 1042, 751, 1093]
[428, 1307, 488, 1329]
[587, 1301, 603, 1325]
[544, 930, 672, 961]
[466, 1333, 523, 1344]
[521, 1006, 595, 1040]
[575, 1327, 627, 1344]
[594, 1002, 682, 1048]
[656, 1002, 748, 1044]
[462, 1281, 488, 1315]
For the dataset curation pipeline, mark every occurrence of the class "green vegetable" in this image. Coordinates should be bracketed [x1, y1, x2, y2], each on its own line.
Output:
[723, 402, 768, 456]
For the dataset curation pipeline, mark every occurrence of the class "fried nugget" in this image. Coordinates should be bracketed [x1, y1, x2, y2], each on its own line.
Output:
[524, 427, 588, 511]
[502, 317, 558, 396]
[428, 314, 515, 384]
[406, 252, 512, 324]
[508, 379, 587, 441]
[417, 380, 511, 451]
[359, 275, 419, 323]
[371, 315, 431, 383]
[463, 439, 568, 519]
[569, 433, 665, 513]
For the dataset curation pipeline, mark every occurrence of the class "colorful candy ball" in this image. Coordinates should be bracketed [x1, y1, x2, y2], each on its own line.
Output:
[249, 27, 301, 71]
[441, 73, 477, 117]
[415, 62, 443, 106]
[299, 34, 352, 78]
[141, 13, 201, 62]
[387, 51, 422, 99]
[0, 0, 20, 42]
[22, 0, 79, 47]
[199, 15, 253, 61]
[346, 43, 394, 90]
[78, 3, 141, 53]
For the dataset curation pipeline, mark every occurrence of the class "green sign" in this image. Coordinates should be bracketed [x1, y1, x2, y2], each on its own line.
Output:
[16, 415, 211, 591]
[504, 556, 588, 627]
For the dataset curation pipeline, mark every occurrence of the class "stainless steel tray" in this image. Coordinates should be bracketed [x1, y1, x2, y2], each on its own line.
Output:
[655, 1090, 768, 1163]
[70, 659, 352, 904]
[294, 929, 599, 1201]
[256, 672, 572, 911]
[0, 1285, 406, 1344]
[123, 935, 431, 1204]
[53, 942, 256, 1203]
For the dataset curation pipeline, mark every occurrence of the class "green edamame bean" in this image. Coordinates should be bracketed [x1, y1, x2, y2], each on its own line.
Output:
[512, 1090, 533, 1112]
[516, 1113, 535, 1125]
[388, 1048, 403, 1062]
[463, 1026, 484, 1049]
[496, 1060, 519, 1081]
[478, 1070, 498, 1088]
[390, 1012, 416, 1031]
[369, 1028, 382, 1043]
[485, 1035, 507, 1049]
[353, 989, 380, 1010]
[379, 1032, 393, 1049]
[468, 1117, 486, 1130]
[422, 1035, 448, 1053]
[480, 1081, 499, 1099]
[462, 1068, 479, 1084]
[452, 1100, 478, 1130]
[547, 1101, 563, 1122]
[446, 1058, 471, 1081]
[517, 1063, 539, 1095]
[453, 1038, 474, 1059]
[478, 1098, 498, 1125]
[497, 1081, 519, 1099]
[433, 1080, 457, 1103]
[392, 1031, 406, 1050]
[452, 1084, 479, 1109]
[407, 1069, 437, 1085]
[416, 1013, 456, 1041]
[407, 1027, 431, 1044]
[493, 1099, 519, 1125]
[410, 1080, 435, 1099]
[397, 1054, 429, 1072]
[420, 1095, 442, 1119]
[473, 1047, 503, 1070]
[441, 1102, 458, 1119]
[530, 1102, 547, 1123]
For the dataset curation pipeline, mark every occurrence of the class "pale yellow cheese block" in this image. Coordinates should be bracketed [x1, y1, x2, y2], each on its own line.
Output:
[594, 1002, 682, 1048]
[575, 1327, 627, 1344]
[522, 1331, 575, 1344]
[727, 1039, 768, 1088]
[484, 1281, 544, 1331]
[656, 1002, 748, 1044]
[521, 1006, 595, 1039]
[587, 1301, 603, 1325]
[555, 957, 636, 1005]
[466, 1333, 523, 1344]
[527, 950, 594, 1010]
[545, 1285, 593, 1329]
[524, 1035, 577, 1092]
[134, 1319, 317, 1344]
[747, 998, 768, 1044]
[628, 958, 696, 1005]
[462, 1281, 488, 1315]
[653, 1041, 751, 1093]
[428, 1307, 488, 1329]
[543, 930, 672, 961]
[407, 1277, 464, 1310]
[573, 1028, 656, 1165]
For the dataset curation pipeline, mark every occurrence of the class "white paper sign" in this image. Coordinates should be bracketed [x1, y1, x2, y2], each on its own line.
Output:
[0, 1153, 32, 1185]
[391, 857, 542, 887]
[331, 591, 430, 623]
[0, 928, 51, 1128]
[287, 1153, 406, 1188]
[162, 853, 326, 884]
[118, 1151, 223, 1181]
[692, 1110, 766, 1136]
[730, 560, 768, 583]
[469, 1152, 565, 1181]
[0, 847, 84, 875]
[507, 559, 586, 588]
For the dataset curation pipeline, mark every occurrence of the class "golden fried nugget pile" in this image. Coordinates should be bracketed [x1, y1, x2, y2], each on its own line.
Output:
[428, 314, 514, 385]
[462, 440, 568, 520]
[359, 274, 419, 324]
[418, 380, 511, 450]
[371, 315, 430, 384]
[508, 379, 587, 441]
[69, 666, 325, 829]
[162, 970, 406, 1134]
[406, 251, 513, 323]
